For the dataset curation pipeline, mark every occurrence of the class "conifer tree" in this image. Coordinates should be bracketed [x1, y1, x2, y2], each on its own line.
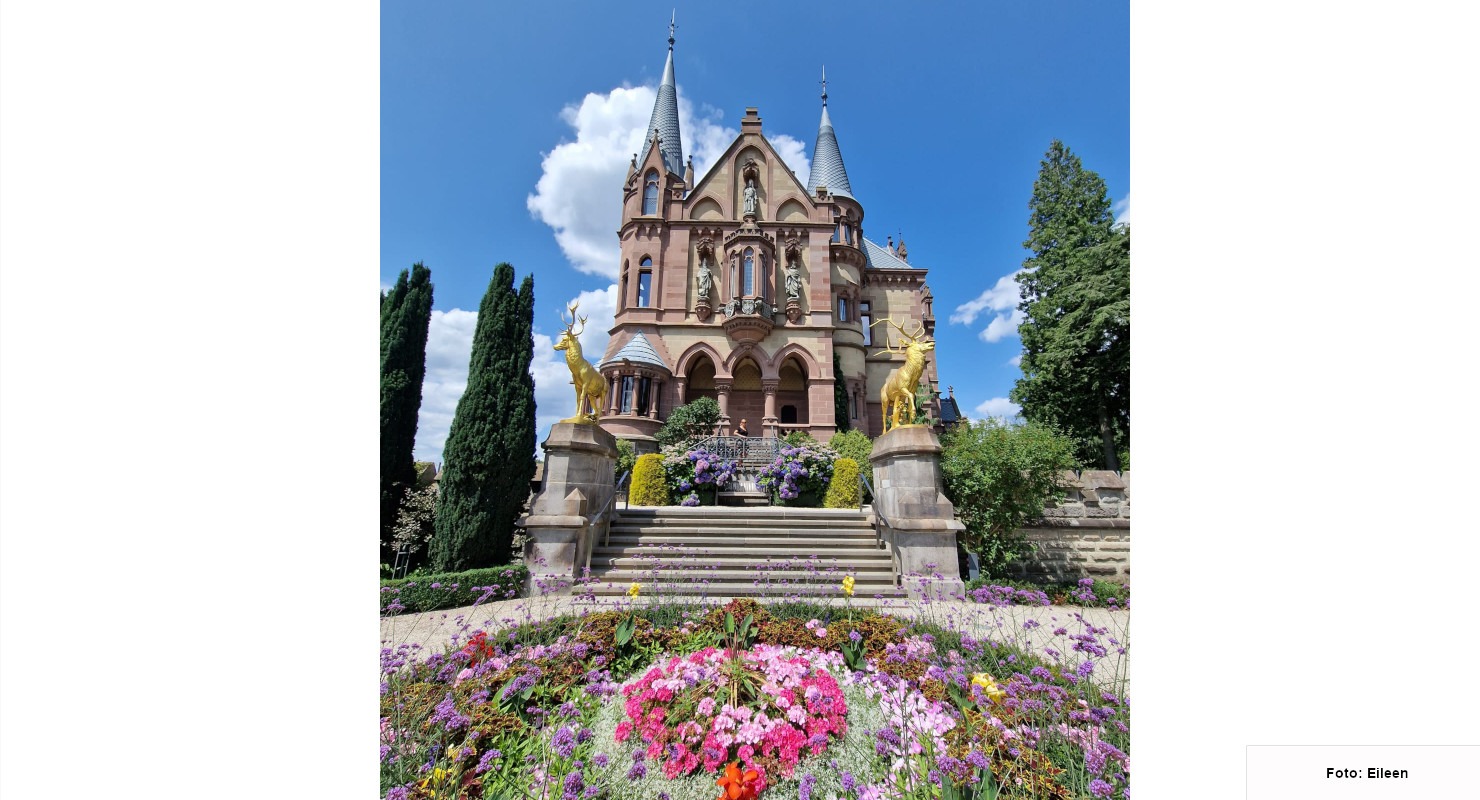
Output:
[429, 264, 535, 571]
[833, 354, 851, 434]
[380, 262, 433, 559]
[1011, 141, 1130, 469]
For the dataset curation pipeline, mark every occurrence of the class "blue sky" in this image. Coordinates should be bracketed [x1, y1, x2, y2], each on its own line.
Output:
[382, 1, 1129, 462]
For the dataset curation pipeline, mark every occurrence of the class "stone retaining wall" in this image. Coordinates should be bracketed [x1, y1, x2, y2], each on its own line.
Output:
[1006, 470, 1131, 584]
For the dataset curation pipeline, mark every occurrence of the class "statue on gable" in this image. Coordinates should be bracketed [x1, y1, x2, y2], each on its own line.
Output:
[743, 178, 757, 216]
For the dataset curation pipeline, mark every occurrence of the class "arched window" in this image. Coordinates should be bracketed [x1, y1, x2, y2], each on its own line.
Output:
[781, 405, 798, 424]
[742, 248, 755, 297]
[637, 257, 653, 307]
[760, 252, 770, 302]
[642, 170, 659, 215]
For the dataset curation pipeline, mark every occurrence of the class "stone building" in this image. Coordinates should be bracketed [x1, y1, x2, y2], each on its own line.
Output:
[598, 28, 942, 451]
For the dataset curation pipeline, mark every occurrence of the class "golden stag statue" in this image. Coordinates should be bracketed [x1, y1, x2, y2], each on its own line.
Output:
[553, 301, 607, 424]
[872, 316, 935, 431]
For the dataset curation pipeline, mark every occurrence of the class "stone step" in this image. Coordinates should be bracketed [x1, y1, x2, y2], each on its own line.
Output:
[602, 537, 879, 550]
[612, 517, 875, 531]
[591, 556, 894, 572]
[595, 544, 889, 560]
[606, 528, 878, 540]
[586, 580, 906, 598]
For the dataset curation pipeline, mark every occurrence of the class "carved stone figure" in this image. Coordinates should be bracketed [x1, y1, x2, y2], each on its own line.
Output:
[743, 178, 757, 216]
[784, 260, 801, 301]
[696, 239, 715, 301]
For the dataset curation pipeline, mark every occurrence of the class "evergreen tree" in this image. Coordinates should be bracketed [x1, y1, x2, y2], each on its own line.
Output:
[380, 262, 434, 559]
[1010, 141, 1130, 470]
[429, 264, 536, 571]
[833, 354, 851, 434]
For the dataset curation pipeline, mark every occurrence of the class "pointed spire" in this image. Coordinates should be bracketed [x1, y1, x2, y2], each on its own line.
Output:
[643, 14, 684, 176]
[806, 66, 855, 201]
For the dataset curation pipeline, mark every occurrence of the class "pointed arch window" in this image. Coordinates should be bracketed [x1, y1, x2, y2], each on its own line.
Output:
[742, 248, 756, 297]
[642, 170, 660, 215]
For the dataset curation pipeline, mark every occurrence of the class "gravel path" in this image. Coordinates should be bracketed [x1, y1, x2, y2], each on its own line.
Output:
[381, 593, 1130, 691]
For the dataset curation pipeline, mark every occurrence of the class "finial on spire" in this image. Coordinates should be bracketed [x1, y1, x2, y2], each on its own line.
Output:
[668, 10, 676, 48]
[820, 65, 828, 106]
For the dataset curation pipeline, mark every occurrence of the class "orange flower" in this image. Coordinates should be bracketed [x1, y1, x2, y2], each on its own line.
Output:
[716, 761, 762, 800]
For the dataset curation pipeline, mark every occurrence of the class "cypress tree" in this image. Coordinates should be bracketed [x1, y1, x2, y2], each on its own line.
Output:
[833, 353, 851, 434]
[429, 264, 535, 571]
[380, 262, 434, 560]
[1011, 141, 1130, 469]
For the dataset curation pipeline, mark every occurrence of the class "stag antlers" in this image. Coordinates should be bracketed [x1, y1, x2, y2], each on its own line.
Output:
[559, 300, 587, 337]
[870, 316, 926, 355]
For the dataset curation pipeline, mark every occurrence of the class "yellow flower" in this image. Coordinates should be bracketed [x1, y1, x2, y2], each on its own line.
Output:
[971, 672, 1006, 704]
[841, 576, 855, 596]
[627, 582, 641, 598]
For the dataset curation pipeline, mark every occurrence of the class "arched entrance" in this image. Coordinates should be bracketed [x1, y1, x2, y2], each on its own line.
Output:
[729, 357, 764, 434]
[776, 356, 809, 435]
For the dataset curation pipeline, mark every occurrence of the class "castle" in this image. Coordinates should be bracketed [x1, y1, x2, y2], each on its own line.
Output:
[597, 26, 946, 451]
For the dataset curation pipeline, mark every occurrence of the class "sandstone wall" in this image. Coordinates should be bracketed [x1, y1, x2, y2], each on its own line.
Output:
[1005, 470, 1131, 585]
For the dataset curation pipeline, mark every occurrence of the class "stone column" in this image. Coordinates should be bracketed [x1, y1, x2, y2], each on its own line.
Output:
[648, 377, 663, 420]
[761, 380, 779, 436]
[606, 374, 620, 416]
[521, 422, 618, 596]
[715, 381, 732, 434]
[869, 425, 966, 601]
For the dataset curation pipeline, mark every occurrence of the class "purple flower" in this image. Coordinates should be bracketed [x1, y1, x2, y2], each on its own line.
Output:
[626, 761, 647, 780]
[592, 753, 609, 768]
[840, 771, 856, 791]
[551, 725, 577, 758]
[799, 773, 816, 800]
[475, 748, 502, 774]
[1089, 778, 1114, 797]
[386, 788, 410, 800]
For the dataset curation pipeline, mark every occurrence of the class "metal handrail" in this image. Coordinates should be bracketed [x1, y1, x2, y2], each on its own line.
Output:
[859, 475, 901, 587]
[584, 470, 631, 576]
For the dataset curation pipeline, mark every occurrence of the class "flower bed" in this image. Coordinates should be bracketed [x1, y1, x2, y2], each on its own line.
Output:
[380, 595, 1130, 799]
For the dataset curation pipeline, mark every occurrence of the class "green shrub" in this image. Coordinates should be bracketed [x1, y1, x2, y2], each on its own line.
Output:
[823, 457, 861, 508]
[614, 439, 637, 499]
[629, 453, 671, 506]
[940, 418, 1080, 578]
[781, 430, 820, 448]
[380, 564, 527, 614]
[655, 397, 720, 449]
[827, 429, 873, 492]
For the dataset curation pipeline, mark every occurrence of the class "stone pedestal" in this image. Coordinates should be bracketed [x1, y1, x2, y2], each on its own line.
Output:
[520, 423, 618, 596]
[869, 425, 966, 601]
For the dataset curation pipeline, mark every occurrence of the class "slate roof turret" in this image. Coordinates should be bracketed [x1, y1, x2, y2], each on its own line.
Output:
[643, 16, 684, 177]
[805, 67, 855, 201]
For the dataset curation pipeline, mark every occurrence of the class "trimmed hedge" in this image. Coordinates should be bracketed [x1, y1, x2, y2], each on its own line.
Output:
[823, 457, 861, 508]
[380, 564, 527, 614]
[629, 453, 671, 506]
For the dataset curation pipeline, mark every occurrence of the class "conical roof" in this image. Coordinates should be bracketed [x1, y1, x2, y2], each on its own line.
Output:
[643, 24, 684, 177]
[806, 70, 855, 201]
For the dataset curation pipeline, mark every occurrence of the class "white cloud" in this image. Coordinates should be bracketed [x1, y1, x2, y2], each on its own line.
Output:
[413, 309, 479, 463]
[1113, 193, 1130, 229]
[973, 397, 1022, 420]
[1007, 354, 1022, 367]
[978, 308, 1025, 343]
[527, 85, 811, 279]
[950, 269, 1021, 325]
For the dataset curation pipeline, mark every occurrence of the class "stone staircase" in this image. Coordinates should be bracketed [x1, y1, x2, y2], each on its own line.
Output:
[586, 505, 903, 599]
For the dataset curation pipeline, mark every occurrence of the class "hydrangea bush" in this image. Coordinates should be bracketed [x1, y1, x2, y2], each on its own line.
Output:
[757, 445, 836, 503]
[662, 446, 739, 506]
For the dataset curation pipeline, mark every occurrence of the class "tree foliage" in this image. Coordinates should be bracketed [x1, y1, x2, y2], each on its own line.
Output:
[380, 262, 433, 560]
[940, 418, 1080, 578]
[628, 454, 672, 507]
[832, 354, 851, 434]
[429, 264, 536, 571]
[827, 429, 873, 492]
[655, 397, 721, 449]
[1011, 140, 1130, 470]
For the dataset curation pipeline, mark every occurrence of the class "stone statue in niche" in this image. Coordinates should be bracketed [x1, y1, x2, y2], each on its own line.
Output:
[783, 238, 803, 301]
[743, 178, 757, 216]
[695, 238, 715, 301]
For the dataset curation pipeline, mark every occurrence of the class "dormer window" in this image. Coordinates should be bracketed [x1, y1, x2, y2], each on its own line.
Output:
[642, 170, 660, 215]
